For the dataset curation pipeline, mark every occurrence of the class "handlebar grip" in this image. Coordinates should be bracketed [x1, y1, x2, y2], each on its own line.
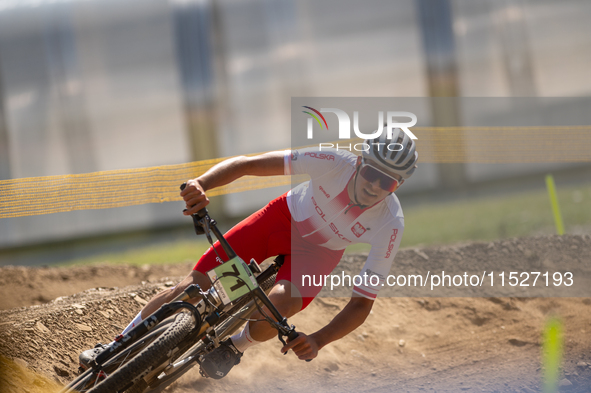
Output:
[286, 330, 312, 362]
[287, 330, 299, 342]
[195, 208, 208, 218]
[180, 183, 207, 218]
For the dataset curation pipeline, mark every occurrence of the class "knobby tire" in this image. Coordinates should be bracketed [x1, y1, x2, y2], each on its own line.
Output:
[87, 312, 195, 393]
[66, 263, 279, 393]
[142, 269, 279, 393]
[124, 379, 148, 393]
[61, 319, 176, 393]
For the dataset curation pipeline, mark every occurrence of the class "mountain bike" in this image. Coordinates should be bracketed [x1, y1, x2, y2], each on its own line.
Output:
[60, 184, 301, 393]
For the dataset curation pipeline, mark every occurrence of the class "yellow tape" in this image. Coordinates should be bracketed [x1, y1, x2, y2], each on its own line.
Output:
[413, 126, 591, 163]
[1, 126, 590, 218]
[0, 158, 303, 218]
[333, 126, 591, 163]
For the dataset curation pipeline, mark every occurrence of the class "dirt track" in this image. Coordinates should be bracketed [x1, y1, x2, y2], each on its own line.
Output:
[1, 235, 591, 393]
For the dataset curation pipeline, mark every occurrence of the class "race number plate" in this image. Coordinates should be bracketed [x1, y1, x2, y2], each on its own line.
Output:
[207, 257, 259, 305]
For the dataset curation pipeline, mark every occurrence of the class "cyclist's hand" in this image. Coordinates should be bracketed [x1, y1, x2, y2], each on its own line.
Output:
[281, 332, 319, 361]
[180, 179, 209, 215]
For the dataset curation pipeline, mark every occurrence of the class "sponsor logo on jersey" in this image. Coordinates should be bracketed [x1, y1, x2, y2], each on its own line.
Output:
[304, 152, 335, 161]
[291, 150, 299, 161]
[311, 196, 326, 221]
[351, 222, 366, 237]
[319, 186, 330, 198]
[385, 228, 399, 258]
[330, 223, 351, 243]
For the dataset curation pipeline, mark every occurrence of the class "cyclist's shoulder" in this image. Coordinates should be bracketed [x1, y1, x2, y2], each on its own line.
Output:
[292, 147, 356, 165]
[378, 193, 404, 222]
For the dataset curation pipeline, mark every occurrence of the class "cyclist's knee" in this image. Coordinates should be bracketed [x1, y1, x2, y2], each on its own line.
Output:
[169, 271, 211, 300]
[189, 270, 211, 290]
[267, 280, 303, 317]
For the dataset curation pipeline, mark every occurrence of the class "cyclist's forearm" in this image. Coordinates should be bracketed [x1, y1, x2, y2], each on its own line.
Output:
[198, 156, 248, 191]
[198, 152, 284, 191]
[310, 297, 373, 350]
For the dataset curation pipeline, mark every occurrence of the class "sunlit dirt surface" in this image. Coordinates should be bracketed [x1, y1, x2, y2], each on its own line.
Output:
[1, 235, 590, 393]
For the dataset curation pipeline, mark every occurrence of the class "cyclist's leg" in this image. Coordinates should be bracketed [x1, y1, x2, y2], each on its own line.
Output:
[194, 192, 292, 264]
[82, 195, 292, 367]
[136, 193, 293, 327]
[140, 270, 211, 319]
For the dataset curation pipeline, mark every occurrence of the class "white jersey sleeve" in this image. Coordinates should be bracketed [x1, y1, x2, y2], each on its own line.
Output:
[353, 217, 404, 300]
[284, 148, 351, 178]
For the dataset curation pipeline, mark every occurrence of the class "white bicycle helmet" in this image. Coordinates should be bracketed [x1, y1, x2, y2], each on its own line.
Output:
[362, 128, 418, 180]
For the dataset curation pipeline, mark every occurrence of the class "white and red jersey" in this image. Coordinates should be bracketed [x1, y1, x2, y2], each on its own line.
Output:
[283, 148, 404, 300]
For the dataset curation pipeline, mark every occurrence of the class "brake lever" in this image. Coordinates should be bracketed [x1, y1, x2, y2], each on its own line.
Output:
[278, 325, 312, 362]
[278, 332, 288, 348]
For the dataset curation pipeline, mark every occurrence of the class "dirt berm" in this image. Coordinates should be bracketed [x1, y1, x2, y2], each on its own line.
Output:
[1, 235, 590, 393]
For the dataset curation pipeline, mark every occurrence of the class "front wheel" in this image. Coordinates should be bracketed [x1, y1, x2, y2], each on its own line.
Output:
[61, 317, 177, 393]
[124, 379, 148, 393]
[141, 268, 280, 393]
[61, 312, 195, 393]
[88, 312, 195, 393]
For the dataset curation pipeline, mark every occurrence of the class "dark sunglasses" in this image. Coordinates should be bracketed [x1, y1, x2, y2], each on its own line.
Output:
[359, 163, 400, 192]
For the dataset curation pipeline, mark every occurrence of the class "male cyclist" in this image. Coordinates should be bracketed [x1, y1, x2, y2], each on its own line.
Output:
[80, 129, 418, 379]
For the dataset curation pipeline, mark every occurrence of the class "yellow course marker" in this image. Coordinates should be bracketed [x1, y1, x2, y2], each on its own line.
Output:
[542, 317, 563, 393]
[545, 175, 565, 235]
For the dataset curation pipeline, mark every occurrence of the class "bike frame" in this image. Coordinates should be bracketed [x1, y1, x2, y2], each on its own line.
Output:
[139, 255, 288, 391]
[185, 206, 297, 339]
[63, 188, 301, 393]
